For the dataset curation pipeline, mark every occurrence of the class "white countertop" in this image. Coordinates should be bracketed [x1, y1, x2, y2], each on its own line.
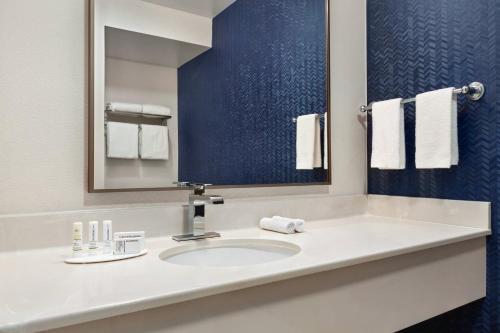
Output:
[0, 215, 490, 333]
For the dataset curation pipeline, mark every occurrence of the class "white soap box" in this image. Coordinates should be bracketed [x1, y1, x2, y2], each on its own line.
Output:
[114, 231, 145, 255]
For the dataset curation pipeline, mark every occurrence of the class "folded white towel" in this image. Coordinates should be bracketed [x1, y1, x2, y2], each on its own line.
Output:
[106, 102, 142, 113]
[296, 114, 322, 170]
[259, 217, 295, 234]
[415, 88, 458, 169]
[272, 216, 305, 233]
[323, 113, 328, 169]
[106, 122, 139, 159]
[143, 104, 171, 116]
[139, 125, 169, 160]
[370, 98, 406, 169]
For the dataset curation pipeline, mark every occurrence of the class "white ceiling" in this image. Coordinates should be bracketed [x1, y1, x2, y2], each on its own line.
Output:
[105, 27, 210, 68]
[142, 0, 236, 18]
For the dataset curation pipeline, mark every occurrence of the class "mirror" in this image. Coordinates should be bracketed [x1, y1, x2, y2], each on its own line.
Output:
[89, 0, 330, 192]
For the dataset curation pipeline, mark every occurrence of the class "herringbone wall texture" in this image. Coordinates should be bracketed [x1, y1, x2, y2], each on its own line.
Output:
[178, 0, 328, 185]
[367, 0, 499, 332]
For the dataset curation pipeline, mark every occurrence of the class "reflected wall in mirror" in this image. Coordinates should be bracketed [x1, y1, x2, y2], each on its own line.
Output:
[89, 0, 330, 192]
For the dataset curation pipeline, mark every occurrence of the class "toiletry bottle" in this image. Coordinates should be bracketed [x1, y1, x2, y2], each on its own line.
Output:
[72, 222, 83, 256]
[88, 221, 99, 254]
[103, 220, 113, 254]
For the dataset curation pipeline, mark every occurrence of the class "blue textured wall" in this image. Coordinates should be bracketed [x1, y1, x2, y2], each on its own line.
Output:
[367, 1, 498, 332]
[178, 0, 327, 185]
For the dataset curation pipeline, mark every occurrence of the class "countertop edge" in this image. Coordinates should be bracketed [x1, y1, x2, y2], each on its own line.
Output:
[4, 229, 490, 333]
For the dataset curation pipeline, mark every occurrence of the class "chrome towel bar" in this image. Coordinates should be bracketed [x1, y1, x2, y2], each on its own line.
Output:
[360, 81, 485, 113]
[292, 113, 326, 123]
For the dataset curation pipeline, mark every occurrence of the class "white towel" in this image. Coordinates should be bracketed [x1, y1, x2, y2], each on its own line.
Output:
[272, 216, 305, 233]
[259, 217, 295, 234]
[370, 98, 406, 169]
[106, 122, 139, 159]
[415, 88, 458, 169]
[296, 114, 322, 170]
[139, 125, 169, 160]
[143, 104, 171, 116]
[106, 102, 142, 113]
[323, 113, 328, 169]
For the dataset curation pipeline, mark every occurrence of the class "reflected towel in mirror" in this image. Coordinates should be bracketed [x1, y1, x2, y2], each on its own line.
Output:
[323, 112, 328, 169]
[143, 104, 171, 116]
[296, 114, 322, 170]
[106, 102, 142, 113]
[106, 122, 139, 159]
[140, 124, 169, 160]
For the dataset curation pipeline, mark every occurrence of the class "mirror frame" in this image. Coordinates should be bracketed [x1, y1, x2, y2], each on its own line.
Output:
[88, 0, 331, 193]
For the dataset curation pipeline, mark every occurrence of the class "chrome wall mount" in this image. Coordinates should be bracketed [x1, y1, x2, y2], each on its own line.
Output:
[360, 81, 485, 113]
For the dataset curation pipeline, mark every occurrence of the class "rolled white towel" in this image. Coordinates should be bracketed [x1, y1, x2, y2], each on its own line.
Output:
[259, 217, 295, 234]
[106, 102, 142, 113]
[273, 216, 305, 233]
[143, 104, 171, 116]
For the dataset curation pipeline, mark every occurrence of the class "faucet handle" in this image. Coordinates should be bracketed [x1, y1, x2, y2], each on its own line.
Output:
[191, 183, 213, 195]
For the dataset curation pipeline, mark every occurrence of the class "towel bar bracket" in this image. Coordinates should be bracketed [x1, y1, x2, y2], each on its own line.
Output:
[360, 81, 485, 113]
[467, 81, 485, 101]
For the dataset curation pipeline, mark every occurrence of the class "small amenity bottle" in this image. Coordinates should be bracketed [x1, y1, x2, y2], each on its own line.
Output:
[88, 221, 99, 254]
[72, 222, 83, 256]
[103, 220, 113, 254]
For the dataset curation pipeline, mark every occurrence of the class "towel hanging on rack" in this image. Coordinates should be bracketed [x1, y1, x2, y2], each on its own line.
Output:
[296, 114, 322, 170]
[415, 88, 458, 169]
[106, 122, 139, 159]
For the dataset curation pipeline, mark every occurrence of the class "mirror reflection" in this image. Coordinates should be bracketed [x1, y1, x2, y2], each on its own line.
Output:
[90, 0, 329, 191]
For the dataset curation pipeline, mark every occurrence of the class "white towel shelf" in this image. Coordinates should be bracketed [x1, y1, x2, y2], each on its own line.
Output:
[104, 109, 171, 128]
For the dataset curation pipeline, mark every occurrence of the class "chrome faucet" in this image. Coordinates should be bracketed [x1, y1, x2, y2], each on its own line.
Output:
[172, 183, 224, 242]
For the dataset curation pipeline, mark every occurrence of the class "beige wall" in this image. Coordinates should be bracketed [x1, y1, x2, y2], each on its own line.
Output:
[105, 58, 179, 188]
[0, 0, 367, 215]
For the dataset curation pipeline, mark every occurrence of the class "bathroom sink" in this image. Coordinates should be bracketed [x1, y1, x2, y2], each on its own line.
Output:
[159, 239, 301, 267]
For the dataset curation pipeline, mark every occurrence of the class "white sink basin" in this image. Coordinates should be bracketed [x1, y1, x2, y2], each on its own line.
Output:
[159, 239, 301, 267]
